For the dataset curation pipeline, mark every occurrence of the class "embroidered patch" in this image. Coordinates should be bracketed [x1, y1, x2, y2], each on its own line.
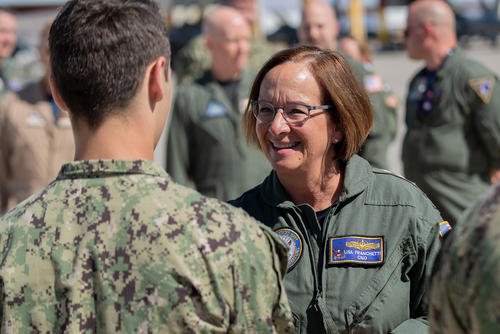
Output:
[363, 74, 383, 93]
[204, 101, 228, 118]
[275, 228, 303, 271]
[469, 77, 495, 104]
[438, 221, 452, 238]
[328, 236, 384, 266]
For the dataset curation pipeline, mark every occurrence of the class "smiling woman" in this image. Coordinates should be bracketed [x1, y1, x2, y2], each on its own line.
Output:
[229, 45, 450, 334]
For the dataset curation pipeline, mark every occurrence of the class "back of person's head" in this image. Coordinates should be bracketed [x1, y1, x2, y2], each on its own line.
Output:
[243, 45, 373, 161]
[50, 0, 170, 129]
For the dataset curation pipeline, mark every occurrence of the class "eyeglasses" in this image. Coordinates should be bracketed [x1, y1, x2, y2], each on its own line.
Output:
[251, 100, 333, 126]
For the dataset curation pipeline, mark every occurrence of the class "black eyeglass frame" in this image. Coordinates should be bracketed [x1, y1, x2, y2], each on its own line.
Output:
[251, 100, 334, 126]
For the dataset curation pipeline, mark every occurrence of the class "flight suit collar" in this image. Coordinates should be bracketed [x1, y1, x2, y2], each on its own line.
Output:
[57, 160, 168, 180]
[260, 155, 373, 208]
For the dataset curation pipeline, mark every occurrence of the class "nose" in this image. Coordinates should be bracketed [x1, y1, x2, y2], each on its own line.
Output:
[268, 108, 290, 135]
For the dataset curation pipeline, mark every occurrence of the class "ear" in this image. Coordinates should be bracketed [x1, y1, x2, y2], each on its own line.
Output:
[205, 35, 213, 51]
[49, 74, 69, 112]
[148, 56, 167, 103]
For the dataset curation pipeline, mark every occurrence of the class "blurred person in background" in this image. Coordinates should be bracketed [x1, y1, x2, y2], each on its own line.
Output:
[0, 21, 74, 214]
[0, 7, 16, 92]
[429, 182, 500, 333]
[297, 0, 397, 170]
[403, 0, 500, 225]
[166, 5, 270, 201]
[0, 0, 294, 331]
[230, 45, 448, 333]
[339, 35, 399, 139]
[173, 0, 276, 84]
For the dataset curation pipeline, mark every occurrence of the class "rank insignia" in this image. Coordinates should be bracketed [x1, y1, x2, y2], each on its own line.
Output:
[438, 221, 452, 238]
[328, 235, 384, 266]
[469, 77, 495, 104]
[275, 227, 303, 271]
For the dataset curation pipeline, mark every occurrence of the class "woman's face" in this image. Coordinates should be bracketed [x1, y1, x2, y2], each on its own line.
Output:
[256, 61, 343, 175]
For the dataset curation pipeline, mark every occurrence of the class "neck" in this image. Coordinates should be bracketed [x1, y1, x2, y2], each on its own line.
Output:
[278, 160, 343, 211]
[211, 64, 241, 82]
[72, 115, 155, 161]
[425, 43, 455, 70]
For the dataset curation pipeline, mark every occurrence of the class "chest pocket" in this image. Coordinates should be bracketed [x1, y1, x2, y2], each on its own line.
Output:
[198, 101, 238, 145]
[343, 237, 415, 332]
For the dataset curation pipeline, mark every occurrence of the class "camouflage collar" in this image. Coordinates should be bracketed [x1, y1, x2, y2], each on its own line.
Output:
[57, 159, 168, 180]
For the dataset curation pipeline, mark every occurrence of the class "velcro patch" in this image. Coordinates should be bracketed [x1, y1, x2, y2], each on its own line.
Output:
[328, 236, 384, 266]
[469, 77, 495, 104]
[439, 221, 452, 238]
[204, 101, 228, 118]
[275, 227, 303, 271]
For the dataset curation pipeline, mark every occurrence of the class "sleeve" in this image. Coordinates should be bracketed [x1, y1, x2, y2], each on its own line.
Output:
[229, 219, 294, 333]
[470, 73, 500, 169]
[166, 92, 192, 187]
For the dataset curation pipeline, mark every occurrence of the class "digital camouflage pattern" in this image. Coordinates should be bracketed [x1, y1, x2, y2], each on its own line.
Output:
[430, 183, 500, 334]
[0, 159, 294, 333]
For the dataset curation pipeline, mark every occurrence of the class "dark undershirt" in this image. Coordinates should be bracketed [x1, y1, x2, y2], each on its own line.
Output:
[218, 79, 240, 111]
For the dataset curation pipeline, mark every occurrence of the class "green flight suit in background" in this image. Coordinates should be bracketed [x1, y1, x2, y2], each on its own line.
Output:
[346, 56, 398, 170]
[230, 155, 446, 333]
[166, 70, 271, 201]
[403, 49, 500, 225]
[429, 183, 500, 334]
[0, 159, 294, 332]
[173, 35, 277, 85]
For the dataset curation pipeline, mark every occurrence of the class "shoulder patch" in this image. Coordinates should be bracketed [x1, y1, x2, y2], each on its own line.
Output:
[468, 77, 495, 104]
[274, 227, 303, 271]
[438, 221, 452, 238]
[363, 74, 384, 93]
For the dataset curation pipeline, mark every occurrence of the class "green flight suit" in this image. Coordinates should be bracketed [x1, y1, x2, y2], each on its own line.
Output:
[230, 155, 445, 333]
[346, 56, 398, 170]
[173, 35, 277, 85]
[166, 70, 270, 201]
[430, 183, 500, 334]
[0, 159, 294, 332]
[403, 49, 500, 225]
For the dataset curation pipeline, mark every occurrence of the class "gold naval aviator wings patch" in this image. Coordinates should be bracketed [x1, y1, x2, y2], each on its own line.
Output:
[345, 239, 381, 251]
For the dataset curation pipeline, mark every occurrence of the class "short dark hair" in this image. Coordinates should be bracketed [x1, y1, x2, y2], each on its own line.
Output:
[243, 45, 373, 161]
[50, 0, 170, 129]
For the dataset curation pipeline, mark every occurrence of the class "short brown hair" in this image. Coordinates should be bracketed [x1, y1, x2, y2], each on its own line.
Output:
[243, 45, 373, 162]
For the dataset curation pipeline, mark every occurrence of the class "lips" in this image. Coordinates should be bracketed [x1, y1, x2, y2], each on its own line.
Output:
[271, 141, 299, 150]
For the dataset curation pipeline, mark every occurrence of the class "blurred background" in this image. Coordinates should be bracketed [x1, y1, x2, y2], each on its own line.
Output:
[2, 0, 499, 173]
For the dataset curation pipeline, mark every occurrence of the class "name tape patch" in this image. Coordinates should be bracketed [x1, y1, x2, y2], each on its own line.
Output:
[329, 235, 384, 266]
[275, 227, 303, 271]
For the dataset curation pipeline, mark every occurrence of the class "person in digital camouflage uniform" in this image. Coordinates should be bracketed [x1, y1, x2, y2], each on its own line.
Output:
[166, 5, 270, 201]
[0, 0, 294, 332]
[403, 0, 500, 225]
[297, 0, 397, 170]
[173, 0, 276, 85]
[429, 183, 500, 333]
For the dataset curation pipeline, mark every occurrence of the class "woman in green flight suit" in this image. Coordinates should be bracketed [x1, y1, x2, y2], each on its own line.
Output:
[230, 45, 450, 333]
